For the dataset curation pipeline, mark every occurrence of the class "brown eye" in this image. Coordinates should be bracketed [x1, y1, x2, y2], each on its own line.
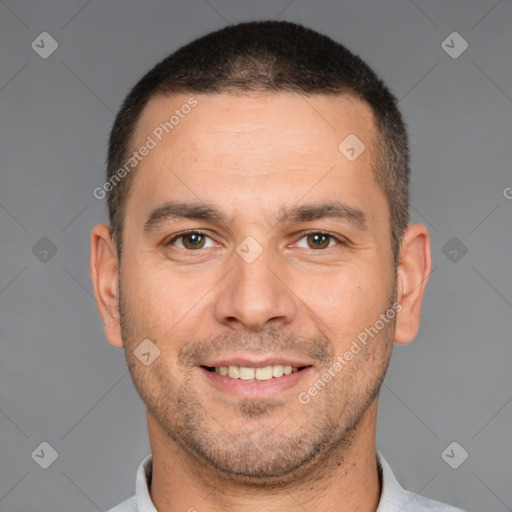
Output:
[169, 231, 212, 250]
[305, 233, 335, 250]
[182, 232, 205, 249]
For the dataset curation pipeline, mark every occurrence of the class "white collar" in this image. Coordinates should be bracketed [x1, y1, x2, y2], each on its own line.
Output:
[123, 450, 462, 512]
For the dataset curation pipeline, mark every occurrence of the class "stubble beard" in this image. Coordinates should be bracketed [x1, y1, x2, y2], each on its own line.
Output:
[119, 285, 396, 486]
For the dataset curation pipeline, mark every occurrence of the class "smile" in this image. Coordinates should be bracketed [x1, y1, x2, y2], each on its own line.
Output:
[205, 364, 302, 381]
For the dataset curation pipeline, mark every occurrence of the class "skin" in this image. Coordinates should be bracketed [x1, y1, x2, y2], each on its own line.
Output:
[90, 92, 431, 512]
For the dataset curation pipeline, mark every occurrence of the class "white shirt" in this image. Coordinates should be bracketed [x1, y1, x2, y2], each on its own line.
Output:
[107, 451, 465, 512]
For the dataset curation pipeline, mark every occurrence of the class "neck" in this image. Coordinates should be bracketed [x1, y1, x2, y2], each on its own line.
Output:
[147, 399, 382, 512]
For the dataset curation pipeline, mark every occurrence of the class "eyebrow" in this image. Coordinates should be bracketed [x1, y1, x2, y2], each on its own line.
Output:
[144, 202, 226, 233]
[278, 201, 369, 230]
[143, 200, 369, 233]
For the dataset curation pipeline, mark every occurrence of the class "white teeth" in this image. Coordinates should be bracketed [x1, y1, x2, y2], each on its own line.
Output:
[239, 367, 255, 380]
[272, 365, 284, 377]
[228, 365, 240, 379]
[255, 366, 273, 380]
[214, 364, 300, 380]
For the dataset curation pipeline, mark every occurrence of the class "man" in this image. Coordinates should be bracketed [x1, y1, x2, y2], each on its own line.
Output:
[90, 20, 464, 512]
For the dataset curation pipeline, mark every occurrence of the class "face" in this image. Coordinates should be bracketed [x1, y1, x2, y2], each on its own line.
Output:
[117, 92, 397, 482]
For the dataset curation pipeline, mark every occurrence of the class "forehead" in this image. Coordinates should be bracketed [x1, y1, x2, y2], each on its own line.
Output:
[126, 91, 384, 228]
[133, 91, 377, 161]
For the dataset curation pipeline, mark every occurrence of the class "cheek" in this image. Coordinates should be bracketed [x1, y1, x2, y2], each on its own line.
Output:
[122, 261, 178, 328]
[122, 257, 215, 345]
[295, 267, 389, 341]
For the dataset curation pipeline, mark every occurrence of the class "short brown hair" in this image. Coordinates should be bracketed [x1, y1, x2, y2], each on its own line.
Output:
[106, 20, 410, 265]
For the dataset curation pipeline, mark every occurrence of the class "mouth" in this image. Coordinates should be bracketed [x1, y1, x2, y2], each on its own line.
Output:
[202, 364, 310, 381]
[198, 353, 316, 400]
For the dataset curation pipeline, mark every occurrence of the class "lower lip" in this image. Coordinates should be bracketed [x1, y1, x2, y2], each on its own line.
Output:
[200, 367, 312, 400]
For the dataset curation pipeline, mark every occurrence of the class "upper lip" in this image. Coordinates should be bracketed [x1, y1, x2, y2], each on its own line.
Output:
[201, 354, 313, 368]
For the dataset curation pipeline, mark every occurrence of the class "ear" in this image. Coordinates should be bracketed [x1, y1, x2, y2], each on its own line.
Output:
[89, 223, 123, 348]
[394, 224, 432, 345]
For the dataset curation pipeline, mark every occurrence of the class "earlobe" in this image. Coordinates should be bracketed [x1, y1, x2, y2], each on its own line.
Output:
[394, 224, 432, 345]
[89, 224, 124, 348]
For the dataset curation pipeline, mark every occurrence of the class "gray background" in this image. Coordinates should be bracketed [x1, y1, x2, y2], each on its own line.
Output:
[1, 1, 511, 511]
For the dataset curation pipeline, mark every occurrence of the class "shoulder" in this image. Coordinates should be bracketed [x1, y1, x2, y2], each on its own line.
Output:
[105, 495, 137, 512]
[376, 451, 466, 512]
[398, 489, 466, 511]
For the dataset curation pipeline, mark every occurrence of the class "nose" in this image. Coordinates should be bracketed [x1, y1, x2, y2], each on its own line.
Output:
[212, 242, 297, 332]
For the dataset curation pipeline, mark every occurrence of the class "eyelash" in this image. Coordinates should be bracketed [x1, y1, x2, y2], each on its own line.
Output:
[166, 230, 347, 251]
